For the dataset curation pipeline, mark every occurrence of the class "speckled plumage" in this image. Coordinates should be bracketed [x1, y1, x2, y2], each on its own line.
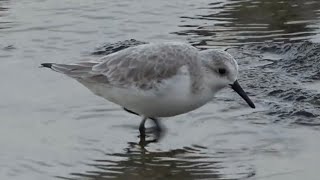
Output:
[92, 42, 203, 92]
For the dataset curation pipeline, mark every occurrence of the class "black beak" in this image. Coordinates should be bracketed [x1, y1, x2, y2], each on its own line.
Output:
[230, 80, 255, 108]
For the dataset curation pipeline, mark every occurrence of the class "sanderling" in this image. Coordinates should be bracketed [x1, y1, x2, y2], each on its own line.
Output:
[41, 42, 255, 139]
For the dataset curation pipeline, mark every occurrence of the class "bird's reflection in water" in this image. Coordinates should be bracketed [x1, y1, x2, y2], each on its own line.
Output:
[60, 135, 255, 180]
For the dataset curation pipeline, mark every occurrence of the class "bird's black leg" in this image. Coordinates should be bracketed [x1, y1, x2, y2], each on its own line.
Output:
[139, 117, 147, 137]
[123, 107, 147, 137]
[150, 118, 163, 140]
[123, 107, 163, 140]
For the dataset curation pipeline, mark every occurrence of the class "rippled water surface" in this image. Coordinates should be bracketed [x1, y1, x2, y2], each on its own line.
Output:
[1, 0, 320, 179]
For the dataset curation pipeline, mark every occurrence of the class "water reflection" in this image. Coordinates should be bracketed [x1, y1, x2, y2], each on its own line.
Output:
[175, 0, 320, 46]
[0, 0, 10, 30]
[59, 136, 255, 180]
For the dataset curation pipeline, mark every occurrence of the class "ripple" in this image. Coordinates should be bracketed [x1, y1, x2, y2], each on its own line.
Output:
[234, 41, 320, 126]
[59, 140, 255, 180]
[174, 0, 320, 46]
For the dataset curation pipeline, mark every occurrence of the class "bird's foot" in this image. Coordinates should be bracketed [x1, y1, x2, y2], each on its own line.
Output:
[142, 126, 164, 142]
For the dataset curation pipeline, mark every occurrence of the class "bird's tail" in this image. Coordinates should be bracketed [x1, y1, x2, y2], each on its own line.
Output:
[40, 62, 98, 78]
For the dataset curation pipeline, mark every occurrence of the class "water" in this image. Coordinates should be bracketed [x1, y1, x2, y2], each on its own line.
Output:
[0, 0, 320, 179]
[175, 0, 320, 46]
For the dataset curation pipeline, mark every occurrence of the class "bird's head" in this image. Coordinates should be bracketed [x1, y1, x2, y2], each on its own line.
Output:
[201, 49, 255, 108]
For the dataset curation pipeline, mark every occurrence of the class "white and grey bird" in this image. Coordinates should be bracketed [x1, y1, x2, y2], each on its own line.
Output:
[41, 42, 255, 139]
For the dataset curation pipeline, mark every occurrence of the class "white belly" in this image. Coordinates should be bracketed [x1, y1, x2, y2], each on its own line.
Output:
[80, 73, 214, 118]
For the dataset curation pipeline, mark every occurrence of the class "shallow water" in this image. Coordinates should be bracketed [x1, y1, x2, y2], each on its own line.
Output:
[1, 0, 320, 179]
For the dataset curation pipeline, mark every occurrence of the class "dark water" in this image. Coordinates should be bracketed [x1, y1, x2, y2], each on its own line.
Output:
[176, 0, 320, 46]
[1, 0, 320, 180]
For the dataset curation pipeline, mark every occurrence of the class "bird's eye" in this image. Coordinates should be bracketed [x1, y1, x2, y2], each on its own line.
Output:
[218, 68, 226, 75]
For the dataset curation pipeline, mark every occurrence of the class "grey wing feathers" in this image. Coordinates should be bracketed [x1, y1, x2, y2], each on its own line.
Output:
[42, 43, 200, 89]
[46, 61, 99, 79]
[91, 43, 200, 89]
